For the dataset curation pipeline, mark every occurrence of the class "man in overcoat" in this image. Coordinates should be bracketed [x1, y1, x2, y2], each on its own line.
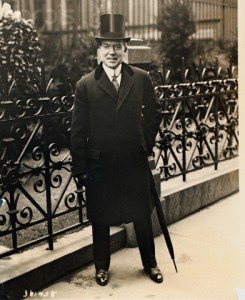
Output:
[71, 13, 163, 286]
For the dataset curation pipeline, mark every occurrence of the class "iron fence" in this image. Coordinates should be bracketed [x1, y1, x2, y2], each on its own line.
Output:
[0, 74, 89, 259]
[0, 61, 238, 258]
[155, 79, 238, 181]
[154, 58, 238, 181]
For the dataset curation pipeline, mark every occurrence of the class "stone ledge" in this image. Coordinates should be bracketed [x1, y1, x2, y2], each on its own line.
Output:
[163, 169, 239, 225]
[124, 158, 239, 246]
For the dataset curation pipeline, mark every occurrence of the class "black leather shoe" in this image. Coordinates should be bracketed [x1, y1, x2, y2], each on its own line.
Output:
[95, 269, 109, 286]
[144, 266, 163, 283]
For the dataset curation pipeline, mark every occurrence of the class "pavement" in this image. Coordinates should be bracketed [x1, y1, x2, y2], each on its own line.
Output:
[25, 191, 245, 300]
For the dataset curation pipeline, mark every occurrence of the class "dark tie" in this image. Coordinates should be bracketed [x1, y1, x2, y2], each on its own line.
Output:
[112, 71, 120, 93]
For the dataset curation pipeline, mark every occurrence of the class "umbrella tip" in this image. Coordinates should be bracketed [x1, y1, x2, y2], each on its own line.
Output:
[173, 260, 178, 273]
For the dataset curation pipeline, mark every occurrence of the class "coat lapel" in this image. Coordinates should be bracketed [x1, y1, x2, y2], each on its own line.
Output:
[117, 63, 134, 111]
[97, 70, 118, 102]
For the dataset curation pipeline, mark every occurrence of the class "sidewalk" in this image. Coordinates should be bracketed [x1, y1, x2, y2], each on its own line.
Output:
[25, 192, 245, 300]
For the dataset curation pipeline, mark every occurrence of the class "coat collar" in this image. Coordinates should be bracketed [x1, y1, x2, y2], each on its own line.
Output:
[95, 62, 134, 111]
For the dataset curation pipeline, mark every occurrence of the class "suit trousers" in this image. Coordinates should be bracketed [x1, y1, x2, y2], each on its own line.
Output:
[92, 214, 157, 271]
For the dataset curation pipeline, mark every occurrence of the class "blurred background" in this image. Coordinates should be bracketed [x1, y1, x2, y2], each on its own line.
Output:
[1, 0, 238, 88]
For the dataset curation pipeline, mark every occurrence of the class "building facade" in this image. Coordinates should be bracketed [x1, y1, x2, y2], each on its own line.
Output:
[10, 0, 237, 44]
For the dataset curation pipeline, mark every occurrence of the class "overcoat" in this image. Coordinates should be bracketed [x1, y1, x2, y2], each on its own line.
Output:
[71, 62, 162, 225]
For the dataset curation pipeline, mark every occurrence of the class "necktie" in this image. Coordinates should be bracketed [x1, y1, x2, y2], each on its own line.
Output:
[112, 71, 120, 93]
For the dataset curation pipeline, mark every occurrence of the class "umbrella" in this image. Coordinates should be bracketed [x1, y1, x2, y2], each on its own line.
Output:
[149, 171, 178, 273]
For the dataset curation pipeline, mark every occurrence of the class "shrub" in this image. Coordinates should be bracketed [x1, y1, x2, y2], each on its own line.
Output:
[157, 0, 196, 71]
[0, 2, 42, 100]
[229, 29, 238, 65]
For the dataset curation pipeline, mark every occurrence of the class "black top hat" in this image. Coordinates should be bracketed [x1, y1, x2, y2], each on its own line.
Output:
[95, 14, 131, 43]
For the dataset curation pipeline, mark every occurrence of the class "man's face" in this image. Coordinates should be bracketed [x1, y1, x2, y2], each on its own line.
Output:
[99, 40, 126, 69]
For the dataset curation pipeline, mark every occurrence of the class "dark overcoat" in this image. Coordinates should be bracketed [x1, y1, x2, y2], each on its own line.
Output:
[71, 62, 162, 225]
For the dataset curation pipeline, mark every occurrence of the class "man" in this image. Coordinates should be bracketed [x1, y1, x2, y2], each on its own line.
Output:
[71, 13, 163, 286]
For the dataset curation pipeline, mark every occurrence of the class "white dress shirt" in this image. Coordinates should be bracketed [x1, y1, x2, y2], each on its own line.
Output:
[102, 63, 122, 86]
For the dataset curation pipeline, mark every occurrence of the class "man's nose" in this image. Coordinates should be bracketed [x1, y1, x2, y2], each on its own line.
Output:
[109, 47, 116, 54]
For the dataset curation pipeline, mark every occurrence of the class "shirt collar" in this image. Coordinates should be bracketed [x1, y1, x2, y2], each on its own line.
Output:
[102, 63, 122, 78]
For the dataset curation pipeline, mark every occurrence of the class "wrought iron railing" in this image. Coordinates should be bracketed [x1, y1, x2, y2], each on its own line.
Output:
[155, 78, 238, 181]
[0, 62, 238, 258]
[0, 75, 89, 259]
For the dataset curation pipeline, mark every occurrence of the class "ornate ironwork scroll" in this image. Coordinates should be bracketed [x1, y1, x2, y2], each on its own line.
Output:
[155, 79, 238, 181]
[0, 74, 88, 258]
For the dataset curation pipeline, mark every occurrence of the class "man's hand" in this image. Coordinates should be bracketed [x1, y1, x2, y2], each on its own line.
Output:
[75, 174, 91, 191]
[77, 174, 90, 188]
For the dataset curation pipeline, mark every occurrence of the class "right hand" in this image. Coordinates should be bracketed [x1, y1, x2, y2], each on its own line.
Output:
[75, 174, 91, 190]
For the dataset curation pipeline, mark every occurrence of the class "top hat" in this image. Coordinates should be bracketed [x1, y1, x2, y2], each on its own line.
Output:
[95, 14, 131, 43]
